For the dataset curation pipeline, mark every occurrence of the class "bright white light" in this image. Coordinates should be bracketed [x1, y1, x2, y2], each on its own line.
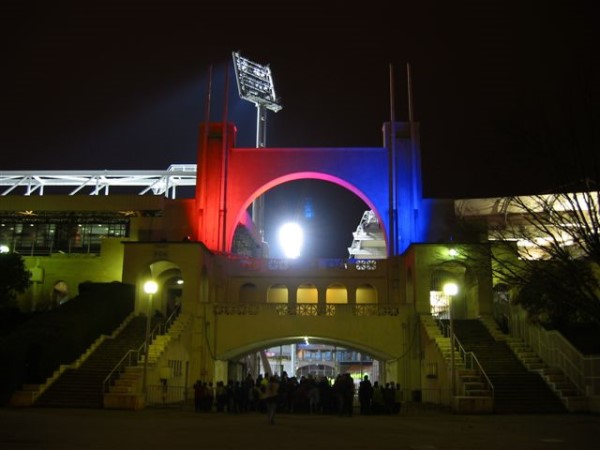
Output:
[0, 245, 10, 253]
[278, 222, 303, 259]
[143, 280, 158, 295]
[443, 283, 458, 296]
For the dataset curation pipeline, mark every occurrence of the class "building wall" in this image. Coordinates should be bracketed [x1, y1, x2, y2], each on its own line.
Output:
[220, 256, 390, 305]
[404, 243, 494, 319]
[3, 193, 495, 402]
[19, 238, 125, 311]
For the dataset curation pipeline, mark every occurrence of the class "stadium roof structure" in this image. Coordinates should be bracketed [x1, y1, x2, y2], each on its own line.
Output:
[0, 165, 197, 198]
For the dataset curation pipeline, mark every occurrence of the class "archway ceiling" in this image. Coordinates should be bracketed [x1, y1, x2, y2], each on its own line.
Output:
[219, 335, 393, 362]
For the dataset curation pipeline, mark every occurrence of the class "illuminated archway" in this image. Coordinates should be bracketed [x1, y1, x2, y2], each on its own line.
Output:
[267, 284, 288, 303]
[195, 122, 426, 256]
[146, 260, 184, 316]
[233, 172, 384, 256]
[326, 283, 348, 304]
[356, 284, 377, 304]
[297, 283, 318, 304]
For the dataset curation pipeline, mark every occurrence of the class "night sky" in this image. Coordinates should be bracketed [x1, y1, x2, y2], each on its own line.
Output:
[1, 1, 595, 257]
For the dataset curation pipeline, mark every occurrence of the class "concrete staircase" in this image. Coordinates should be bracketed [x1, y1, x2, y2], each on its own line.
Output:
[421, 315, 493, 412]
[421, 315, 465, 369]
[103, 313, 191, 409]
[479, 316, 588, 412]
[453, 319, 566, 414]
[32, 315, 156, 408]
[142, 313, 191, 365]
[457, 367, 493, 398]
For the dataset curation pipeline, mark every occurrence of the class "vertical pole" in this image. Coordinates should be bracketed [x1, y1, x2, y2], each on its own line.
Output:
[291, 344, 296, 377]
[143, 293, 153, 395]
[449, 297, 455, 400]
[407, 62, 421, 205]
[407, 62, 414, 123]
[197, 65, 213, 241]
[219, 62, 230, 252]
[256, 104, 267, 148]
[388, 64, 396, 256]
[253, 104, 267, 249]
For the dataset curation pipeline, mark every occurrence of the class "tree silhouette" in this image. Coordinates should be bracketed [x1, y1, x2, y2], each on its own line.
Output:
[457, 184, 600, 327]
[0, 252, 31, 310]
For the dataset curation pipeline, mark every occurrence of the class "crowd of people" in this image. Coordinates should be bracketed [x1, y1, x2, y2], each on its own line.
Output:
[192, 372, 403, 418]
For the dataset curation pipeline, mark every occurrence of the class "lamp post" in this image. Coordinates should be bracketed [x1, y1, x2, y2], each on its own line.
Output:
[443, 282, 458, 399]
[142, 280, 158, 395]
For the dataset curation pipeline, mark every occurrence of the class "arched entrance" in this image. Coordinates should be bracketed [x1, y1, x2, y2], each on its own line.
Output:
[219, 336, 389, 386]
[195, 122, 424, 255]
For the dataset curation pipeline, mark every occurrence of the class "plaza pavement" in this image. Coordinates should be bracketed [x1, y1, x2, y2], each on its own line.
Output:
[0, 404, 598, 450]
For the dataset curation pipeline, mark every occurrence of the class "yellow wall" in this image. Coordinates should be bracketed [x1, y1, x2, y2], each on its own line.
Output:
[19, 238, 125, 311]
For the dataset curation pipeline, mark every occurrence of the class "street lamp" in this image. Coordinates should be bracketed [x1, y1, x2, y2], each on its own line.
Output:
[443, 282, 458, 399]
[142, 280, 158, 395]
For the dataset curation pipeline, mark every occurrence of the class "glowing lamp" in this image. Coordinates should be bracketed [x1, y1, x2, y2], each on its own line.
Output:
[278, 222, 303, 259]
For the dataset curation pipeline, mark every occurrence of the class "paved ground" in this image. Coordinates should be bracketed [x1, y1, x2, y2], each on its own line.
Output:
[1, 405, 598, 450]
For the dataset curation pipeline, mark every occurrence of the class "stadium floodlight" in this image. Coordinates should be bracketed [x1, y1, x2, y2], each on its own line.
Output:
[232, 51, 283, 250]
[232, 51, 282, 114]
[232, 51, 282, 149]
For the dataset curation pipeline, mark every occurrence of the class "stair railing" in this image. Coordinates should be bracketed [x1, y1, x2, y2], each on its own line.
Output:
[102, 307, 184, 397]
[102, 314, 166, 395]
[510, 304, 600, 397]
[163, 303, 181, 333]
[455, 337, 495, 398]
[434, 315, 450, 337]
[103, 348, 142, 393]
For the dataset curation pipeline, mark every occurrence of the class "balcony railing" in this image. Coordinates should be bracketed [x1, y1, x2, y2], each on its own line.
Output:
[214, 303, 399, 316]
[215, 254, 382, 272]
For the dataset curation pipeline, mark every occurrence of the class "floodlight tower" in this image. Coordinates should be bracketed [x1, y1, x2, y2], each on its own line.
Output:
[232, 51, 282, 253]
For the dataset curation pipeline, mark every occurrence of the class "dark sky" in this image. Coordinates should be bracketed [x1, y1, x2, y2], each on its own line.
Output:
[2, 1, 595, 192]
[0, 1, 595, 256]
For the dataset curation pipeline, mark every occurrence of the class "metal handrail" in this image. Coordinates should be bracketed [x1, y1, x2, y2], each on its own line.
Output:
[468, 352, 495, 398]
[163, 304, 181, 332]
[455, 337, 495, 398]
[428, 315, 494, 399]
[510, 304, 600, 396]
[103, 349, 141, 393]
[102, 312, 175, 394]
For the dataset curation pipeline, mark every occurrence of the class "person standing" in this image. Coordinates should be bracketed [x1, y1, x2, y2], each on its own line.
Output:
[342, 373, 355, 417]
[358, 374, 373, 415]
[193, 380, 202, 413]
[393, 382, 403, 414]
[264, 375, 280, 424]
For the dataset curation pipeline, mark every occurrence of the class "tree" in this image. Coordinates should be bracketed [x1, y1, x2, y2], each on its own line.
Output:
[458, 184, 600, 327]
[466, 47, 599, 328]
[0, 252, 31, 310]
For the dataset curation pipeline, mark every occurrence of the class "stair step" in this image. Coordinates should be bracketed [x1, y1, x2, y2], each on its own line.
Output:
[451, 319, 568, 414]
[34, 315, 156, 409]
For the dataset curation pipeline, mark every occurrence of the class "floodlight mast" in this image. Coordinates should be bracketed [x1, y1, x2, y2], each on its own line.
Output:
[232, 51, 282, 253]
[232, 51, 282, 148]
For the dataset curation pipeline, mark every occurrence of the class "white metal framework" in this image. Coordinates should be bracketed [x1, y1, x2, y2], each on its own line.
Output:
[347, 210, 387, 259]
[0, 165, 197, 198]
